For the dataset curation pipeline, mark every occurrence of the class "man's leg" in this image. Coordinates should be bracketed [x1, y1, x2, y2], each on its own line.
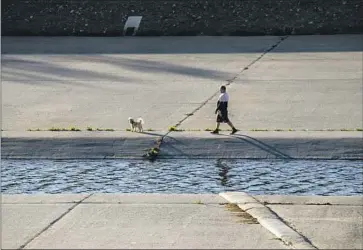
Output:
[227, 121, 238, 134]
[211, 122, 220, 134]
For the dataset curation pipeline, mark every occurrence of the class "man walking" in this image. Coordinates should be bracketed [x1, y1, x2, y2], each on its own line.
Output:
[211, 85, 238, 135]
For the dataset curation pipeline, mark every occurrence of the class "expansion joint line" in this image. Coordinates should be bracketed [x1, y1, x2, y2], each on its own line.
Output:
[18, 194, 93, 249]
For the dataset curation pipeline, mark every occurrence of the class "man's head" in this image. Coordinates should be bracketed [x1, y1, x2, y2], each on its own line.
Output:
[220, 85, 226, 93]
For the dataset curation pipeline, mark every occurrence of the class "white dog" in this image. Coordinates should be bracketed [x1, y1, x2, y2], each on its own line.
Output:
[128, 117, 144, 132]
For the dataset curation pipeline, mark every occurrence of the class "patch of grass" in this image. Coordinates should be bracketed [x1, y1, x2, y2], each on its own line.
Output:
[47, 127, 81, 131]
[87, 127, 93, 131]
[147, 128, 155, 131]
[70, 127, 81, 131]
[150, 147, 159, 154]
[48, 127, 60, 131]
[193, 200, 204, 205]
[288, 129, 295, 131]
[204, 128, 213, 131]
[168, 126, 177, 131]
[356, 128, 363, 132]
[48, 127, 67, 131]
[126, 128, 132, 132]
[250, 129, 269, 131]
[143, 147, 160, 161]
[28, 128, 41, 131]
[274, 129, 284, 131]
[340, 128, 356, 131]
[168, 126, 184, 132]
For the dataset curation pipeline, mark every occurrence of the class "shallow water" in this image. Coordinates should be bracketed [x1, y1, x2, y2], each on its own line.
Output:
[1, 159, 362, 195]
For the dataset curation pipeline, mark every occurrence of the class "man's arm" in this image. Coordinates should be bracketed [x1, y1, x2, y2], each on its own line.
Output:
[215, 101, 221, 114]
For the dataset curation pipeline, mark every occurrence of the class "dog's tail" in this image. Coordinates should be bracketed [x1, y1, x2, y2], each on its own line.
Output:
[137, 117, 144, 124]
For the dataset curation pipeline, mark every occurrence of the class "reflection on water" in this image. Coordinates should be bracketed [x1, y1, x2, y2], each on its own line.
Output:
[1, 159, 362, 195]
[217, 159, 230, 187]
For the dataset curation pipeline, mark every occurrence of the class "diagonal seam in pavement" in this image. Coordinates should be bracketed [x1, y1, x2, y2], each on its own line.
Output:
[18, 193, 93, 249]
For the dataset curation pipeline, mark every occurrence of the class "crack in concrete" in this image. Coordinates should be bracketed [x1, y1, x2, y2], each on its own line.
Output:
[264, 202, 335, 205]
[264, 202, 362, 206]
[18, 194, 93, 249]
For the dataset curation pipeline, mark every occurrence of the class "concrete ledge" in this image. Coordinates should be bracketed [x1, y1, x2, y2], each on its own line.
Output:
[2, 131, 362, 160]
[84, 193, 227, 204]
[1, 194, 90, 204]
[220, 192, 317, 249]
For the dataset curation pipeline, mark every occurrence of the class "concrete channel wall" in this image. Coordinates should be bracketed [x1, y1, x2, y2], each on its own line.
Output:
[2, 0, 362, 36]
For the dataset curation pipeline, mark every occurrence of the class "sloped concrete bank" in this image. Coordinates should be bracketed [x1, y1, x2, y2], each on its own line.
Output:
[1, 131, 362, 160]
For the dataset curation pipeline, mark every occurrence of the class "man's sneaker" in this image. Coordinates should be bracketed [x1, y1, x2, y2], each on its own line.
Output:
[230, 128, 238, 135]
[211, 129, 219, 134]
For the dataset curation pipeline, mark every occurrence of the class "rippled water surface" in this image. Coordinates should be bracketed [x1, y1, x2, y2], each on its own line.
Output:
[2, 160, 362, 195]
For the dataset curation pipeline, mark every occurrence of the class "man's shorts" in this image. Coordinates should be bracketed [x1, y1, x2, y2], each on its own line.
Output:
[216, 110, 229, 123]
